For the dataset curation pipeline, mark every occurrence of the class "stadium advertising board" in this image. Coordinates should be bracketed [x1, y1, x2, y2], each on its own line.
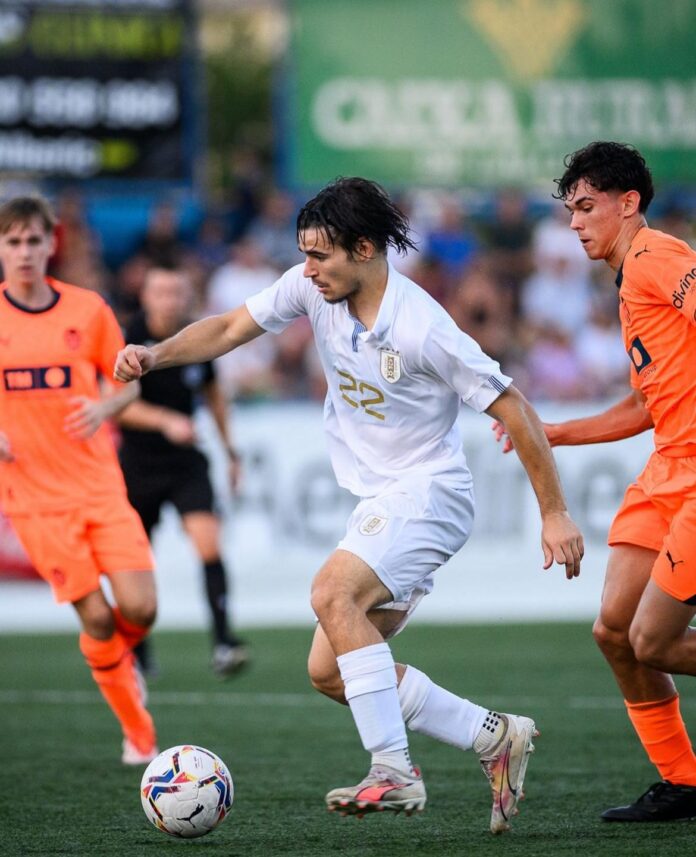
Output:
[0, 0, 197, 180]
[0, 403, 654, 630]
[287, 0, 696, 186]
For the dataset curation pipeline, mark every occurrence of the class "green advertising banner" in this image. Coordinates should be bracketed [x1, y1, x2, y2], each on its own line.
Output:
[287, 0, 696, 187]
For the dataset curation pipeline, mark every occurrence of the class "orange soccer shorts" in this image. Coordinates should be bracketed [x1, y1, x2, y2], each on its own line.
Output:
[608, 451, 696, 604]
[8, 495, 153, 604]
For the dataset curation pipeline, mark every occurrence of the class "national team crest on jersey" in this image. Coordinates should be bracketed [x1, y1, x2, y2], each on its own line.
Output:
[380, 349, 401, 383]
[359, 515, 388, 536]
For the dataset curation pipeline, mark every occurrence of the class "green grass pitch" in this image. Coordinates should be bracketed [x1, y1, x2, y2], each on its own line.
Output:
[2, 622, 696, 856]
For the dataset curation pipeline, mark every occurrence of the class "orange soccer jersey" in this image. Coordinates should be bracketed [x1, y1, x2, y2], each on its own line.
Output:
[0, 278, 130, 514]
[609, 227, 696, 602]
[618, 226, 696, 456]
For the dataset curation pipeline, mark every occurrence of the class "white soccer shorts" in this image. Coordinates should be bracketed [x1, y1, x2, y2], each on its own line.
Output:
[337, 474, 475, 633]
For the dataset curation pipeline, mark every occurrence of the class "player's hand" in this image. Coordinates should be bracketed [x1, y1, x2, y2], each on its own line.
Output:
[491, 420, 556, 453]
[491, 420, 515, 453]
[114, 344, 156, 382]
[541, 510, 584, 580]
[161, 413, 196, 446]
[0, 431, 15, 462]
[64, 396, 107, 440]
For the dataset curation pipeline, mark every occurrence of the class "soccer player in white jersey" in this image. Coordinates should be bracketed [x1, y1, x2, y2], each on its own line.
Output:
[115, 178, 584, 834]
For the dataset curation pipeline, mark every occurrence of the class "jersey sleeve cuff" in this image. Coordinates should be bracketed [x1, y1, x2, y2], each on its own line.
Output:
[464, 374, 512, 413]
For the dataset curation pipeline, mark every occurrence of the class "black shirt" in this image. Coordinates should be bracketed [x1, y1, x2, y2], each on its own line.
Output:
[119, 311, 215, 458]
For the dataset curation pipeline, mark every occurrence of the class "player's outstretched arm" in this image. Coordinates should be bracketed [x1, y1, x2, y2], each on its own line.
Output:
[486, 386, 584, 580]
[114, 306, 266, 382]
[491, 388, 652, 453]
[544, 389, 653, 446]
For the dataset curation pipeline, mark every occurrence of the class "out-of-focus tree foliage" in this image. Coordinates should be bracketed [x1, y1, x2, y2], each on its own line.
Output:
[202, 11, 276, 195]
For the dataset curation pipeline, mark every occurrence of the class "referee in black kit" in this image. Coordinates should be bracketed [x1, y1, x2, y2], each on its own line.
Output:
[118, 266, 249, 677]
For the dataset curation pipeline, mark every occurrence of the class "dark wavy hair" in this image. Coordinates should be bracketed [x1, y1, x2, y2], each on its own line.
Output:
[297, 177, 417, 257]
[554, 141, 654, 213]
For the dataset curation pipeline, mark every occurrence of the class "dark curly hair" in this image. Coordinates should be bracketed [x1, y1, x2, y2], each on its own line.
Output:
[297, 177, 417, 257]
[554, 141, 654, 213]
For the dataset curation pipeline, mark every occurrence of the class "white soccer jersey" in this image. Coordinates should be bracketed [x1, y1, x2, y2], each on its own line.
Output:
[246, 263, 512, 497]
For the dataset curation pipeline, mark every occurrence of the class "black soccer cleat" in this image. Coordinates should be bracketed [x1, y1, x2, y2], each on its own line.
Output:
[601, 781, 696, 822]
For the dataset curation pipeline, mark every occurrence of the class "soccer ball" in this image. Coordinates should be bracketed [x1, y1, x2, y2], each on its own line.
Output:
[140, 745, 233, 838]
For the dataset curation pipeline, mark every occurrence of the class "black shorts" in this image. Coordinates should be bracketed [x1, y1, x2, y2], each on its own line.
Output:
[119, 447, 214, 534]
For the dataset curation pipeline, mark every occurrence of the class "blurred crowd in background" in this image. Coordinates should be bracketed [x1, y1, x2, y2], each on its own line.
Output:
[46, 172, 696, 407]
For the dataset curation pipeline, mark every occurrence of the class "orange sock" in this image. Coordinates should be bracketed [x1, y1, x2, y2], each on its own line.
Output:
[79, 631, 156, 753]
[625, 694, 696, 785]
[112, 607, 150, 650]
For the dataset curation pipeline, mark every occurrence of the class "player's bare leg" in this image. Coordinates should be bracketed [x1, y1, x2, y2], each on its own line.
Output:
[108, 568, 158, 683]
[73, 587, 117, 641]
[308, 607, 408, 705]
[311, 550, 425, 817]
[630, 581, 696, 676]
[593, 545, 674, 701]
[593, 544, 696, 820]
[108, 569, 157, 635]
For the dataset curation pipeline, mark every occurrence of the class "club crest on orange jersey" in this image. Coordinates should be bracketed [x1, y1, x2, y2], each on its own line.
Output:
[64, 328, 81, 350]
[380, 349, 401, 383]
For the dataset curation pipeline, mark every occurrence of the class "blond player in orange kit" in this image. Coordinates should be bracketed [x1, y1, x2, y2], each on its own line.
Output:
[494, 142, 696, 821]
[0, 196, 158, 765]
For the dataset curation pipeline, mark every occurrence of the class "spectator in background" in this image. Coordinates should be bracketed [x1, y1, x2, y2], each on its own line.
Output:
[269, 315, 317, 399]
[192, 213, 230, 275]
[482, 189, 534, 317]
[520, 251, 593, 335]
[206, 236, 279, 400]
[524, 324, 591, 402]
[50, 189, 107, 296]
[109, 252, 152, 328]
[575, 284, 629, 400]
[140, 202, 183, 269]
[422, 195, 479, 278]
[247, 189, 303, 271]
[387, 192, 423, 276]
[532, 201, 594, 281]
[222, 145, 268, 239]
[653, 204, 696, 247]
[406, 256, 450, 307]
[444, 261, 514, 365]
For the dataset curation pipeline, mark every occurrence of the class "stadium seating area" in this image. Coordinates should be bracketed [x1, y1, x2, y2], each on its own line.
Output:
[39, 180, 696, 405]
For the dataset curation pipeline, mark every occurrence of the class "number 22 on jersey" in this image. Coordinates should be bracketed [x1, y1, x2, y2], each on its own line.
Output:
[337, 370, 385, 421]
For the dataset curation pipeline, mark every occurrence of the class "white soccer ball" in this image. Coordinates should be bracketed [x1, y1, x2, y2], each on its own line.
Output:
[140, 745, 234, 839]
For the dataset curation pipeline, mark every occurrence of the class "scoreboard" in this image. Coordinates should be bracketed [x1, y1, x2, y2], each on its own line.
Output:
[0, 0, 199, 181]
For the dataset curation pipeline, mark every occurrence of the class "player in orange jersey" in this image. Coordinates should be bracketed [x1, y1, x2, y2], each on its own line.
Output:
[0, 196, 158, 765]
[494, 141, 696, 821]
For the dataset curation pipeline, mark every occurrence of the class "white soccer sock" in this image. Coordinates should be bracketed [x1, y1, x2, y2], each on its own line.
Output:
[472, 710, 505, 754]
[398, 665, 490, 751]
[337, 642, 412, 774]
